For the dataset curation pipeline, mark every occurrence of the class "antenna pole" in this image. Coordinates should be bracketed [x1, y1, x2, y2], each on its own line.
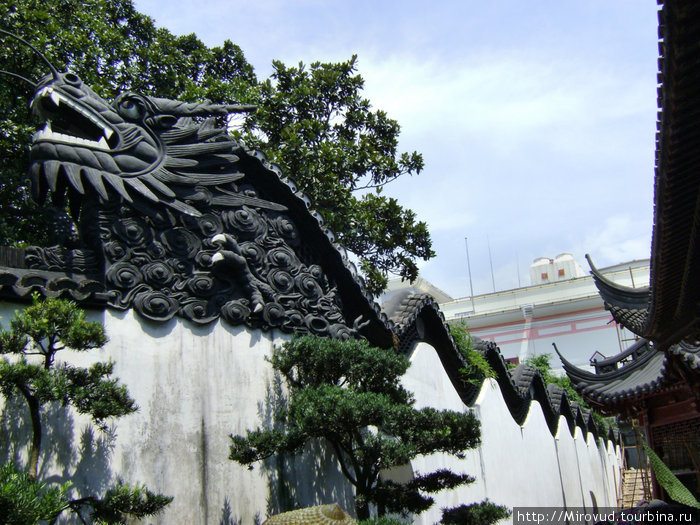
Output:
[487, 235, 496, 292]
[464, 237, 476, 313]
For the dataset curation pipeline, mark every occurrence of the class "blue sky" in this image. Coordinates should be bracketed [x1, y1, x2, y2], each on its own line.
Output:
[133, 0, 660, 298]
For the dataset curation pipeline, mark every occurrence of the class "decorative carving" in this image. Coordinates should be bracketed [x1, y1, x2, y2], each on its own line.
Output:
[25, 246, 99, 274]
[18, 66, 355, 336]
[89, 198, 349, 334]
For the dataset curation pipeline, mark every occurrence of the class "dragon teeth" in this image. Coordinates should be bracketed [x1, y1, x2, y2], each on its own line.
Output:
[33, 126, 111, 151]
[31, 85, 115, 149]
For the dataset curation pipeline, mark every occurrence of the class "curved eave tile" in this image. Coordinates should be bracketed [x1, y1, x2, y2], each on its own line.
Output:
[557, 343, 669, 409]
[648, 0, 700, 346]
[0, 269, 108, 304]
[586, 255, 650, 336]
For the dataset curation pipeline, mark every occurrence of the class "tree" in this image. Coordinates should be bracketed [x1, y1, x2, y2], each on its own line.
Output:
[0, 295, 171, 523]
[240, 57, 433, 295]
[229, 335, 508, 521]
[0, 1, 433, 295]
[0, 0, 255, 247]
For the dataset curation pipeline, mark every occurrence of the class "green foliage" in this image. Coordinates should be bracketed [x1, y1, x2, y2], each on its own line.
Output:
[358, 517, 409, 525]
[440, 499, 511, 524]
[0, 462, 70, 525]
[0, 463, 173, 525]
[450, 323, 496, 386]
[643, 443, 700, 509]
[242, 57, 432, 295]
[0, 294, 136, 430]
[0, 295, 170, 522]
[371, 470, 476, 516]
[230, 335, 496, 520]
[89, 483, 175, 523]
[1, 2, 432, 296]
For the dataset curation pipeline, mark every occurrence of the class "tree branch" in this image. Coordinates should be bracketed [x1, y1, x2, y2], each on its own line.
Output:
[16, 383, 42, 479]
[352, 174, 403, 191]
[329, 439, 357, 485]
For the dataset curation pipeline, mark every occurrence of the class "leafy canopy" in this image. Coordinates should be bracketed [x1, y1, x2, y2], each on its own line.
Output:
[240, 57, 432, 294]
[0, 0, 433, 295]
[0, 295, 171, 523]
[230, 335, 505, 521]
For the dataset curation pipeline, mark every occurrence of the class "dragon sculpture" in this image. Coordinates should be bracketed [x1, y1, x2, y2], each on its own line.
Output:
[1, 30, 388, 340]
[0, 31, 615, 442]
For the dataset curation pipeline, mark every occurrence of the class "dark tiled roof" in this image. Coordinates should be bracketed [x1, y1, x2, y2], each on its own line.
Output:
[594, 1, 700, 348]
[649, 0, 700, 347]
[558, 338, 700, 411]
[0, 267, 108, 304]
[666, 339, 700, 371]
[586, 255, 650, 336]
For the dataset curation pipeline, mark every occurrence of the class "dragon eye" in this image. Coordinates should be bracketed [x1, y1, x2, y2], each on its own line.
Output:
[117, 96, 146, 121]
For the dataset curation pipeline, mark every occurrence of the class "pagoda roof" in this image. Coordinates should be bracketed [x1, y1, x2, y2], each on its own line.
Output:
[557, 338, 700, 414]
[587, 0, 700, 349]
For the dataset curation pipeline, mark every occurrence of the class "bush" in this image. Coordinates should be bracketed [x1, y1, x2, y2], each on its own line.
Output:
[450, 323, 496, 386]
[441, 500, 511, 524]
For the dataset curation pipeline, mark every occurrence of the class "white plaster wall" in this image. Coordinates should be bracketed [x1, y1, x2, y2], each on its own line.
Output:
[0, 302, 622, 524]
[402, 342, 622, 525]
[0, 304, 354, 524]
[555, 425, 587, 508]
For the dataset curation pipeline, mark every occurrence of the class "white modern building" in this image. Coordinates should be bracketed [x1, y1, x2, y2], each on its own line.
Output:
[387, 255, 650, 371]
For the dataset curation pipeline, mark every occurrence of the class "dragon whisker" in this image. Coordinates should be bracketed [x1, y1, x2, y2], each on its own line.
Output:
[0, 30, 60, 81]
[0, 69, 37, 88]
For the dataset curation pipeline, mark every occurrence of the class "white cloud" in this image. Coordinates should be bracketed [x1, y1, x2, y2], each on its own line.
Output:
[360, 52, 653, 155]
[574, 215, 652, 267]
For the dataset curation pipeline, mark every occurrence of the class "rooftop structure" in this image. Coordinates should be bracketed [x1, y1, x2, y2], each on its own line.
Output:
[437, 258, 650, 369]
[560, 0, 700, 502]
[530, 253, 586, 285]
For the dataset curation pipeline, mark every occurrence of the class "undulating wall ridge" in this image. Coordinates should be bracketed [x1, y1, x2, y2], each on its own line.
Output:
[386, 290, 619, 444]
[401, 342, 621, 525]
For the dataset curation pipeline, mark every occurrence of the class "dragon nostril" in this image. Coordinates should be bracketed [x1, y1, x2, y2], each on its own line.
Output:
[63, 73, 81, 85]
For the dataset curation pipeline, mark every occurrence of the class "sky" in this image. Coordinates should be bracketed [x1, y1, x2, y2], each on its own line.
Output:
[133, 0, 660, 299]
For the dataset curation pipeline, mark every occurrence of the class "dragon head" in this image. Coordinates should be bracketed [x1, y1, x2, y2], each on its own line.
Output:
[28, 69, 257, 219]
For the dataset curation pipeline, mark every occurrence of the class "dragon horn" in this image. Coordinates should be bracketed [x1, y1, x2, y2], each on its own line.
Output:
[0, 29, 60, 80]
[148, 97, 256, 117]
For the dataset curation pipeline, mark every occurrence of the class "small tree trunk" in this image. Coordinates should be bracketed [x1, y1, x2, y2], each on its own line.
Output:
[355, 495, 370, 521]
[18, 386, 42, 478]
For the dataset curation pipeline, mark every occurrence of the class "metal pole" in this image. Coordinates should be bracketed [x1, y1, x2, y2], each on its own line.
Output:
[487, 235, 496, 292]
[464, 237, 476, 313]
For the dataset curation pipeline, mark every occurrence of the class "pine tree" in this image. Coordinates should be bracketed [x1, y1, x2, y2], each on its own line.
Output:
[230, 335, 509, 522]
[0, 295, 171, 524]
